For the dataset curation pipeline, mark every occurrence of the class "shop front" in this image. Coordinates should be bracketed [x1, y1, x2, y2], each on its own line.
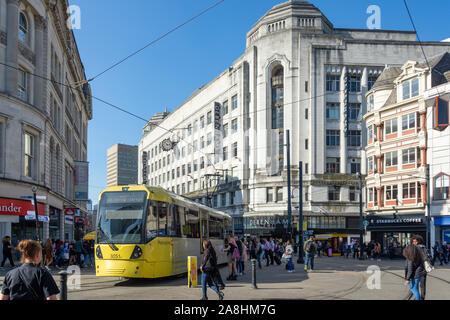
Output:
[434, 216, 450, 243]
[243, 215, 292, 238]
[0, 198, 46, 247]
[313, 233, 360, 256]
[64, 215, 74, 241]
[365, 214, 426, 257]
[49, 207, 62, 240]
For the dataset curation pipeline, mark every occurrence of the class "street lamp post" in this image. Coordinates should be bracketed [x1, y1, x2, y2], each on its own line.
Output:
[286, 130, 292, 241]
[358, 172, 364, 260]
[31, 186, 41, 242]
[297, 161, 304, 264]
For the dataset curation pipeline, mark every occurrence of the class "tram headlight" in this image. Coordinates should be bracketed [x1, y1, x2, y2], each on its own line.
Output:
[96, 246, 103, 259]
[130, 246, 143, 259]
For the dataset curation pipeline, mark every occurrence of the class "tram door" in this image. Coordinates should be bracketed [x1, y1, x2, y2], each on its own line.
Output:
[200, 210, 209, 254]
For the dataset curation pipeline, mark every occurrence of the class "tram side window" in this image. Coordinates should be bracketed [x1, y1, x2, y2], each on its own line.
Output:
[184, 210, 200, 238]
[171, 205, 184, 237]
[145, 204, 158, 242]
[209, 216, 224, 239]
[158, 202, 168, 237]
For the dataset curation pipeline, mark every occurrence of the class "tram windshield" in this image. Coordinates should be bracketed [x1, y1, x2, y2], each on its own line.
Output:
[97, 191, 147, 244]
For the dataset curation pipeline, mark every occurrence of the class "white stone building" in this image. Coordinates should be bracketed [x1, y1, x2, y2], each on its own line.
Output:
[0, 0, 92, 254]
[138, 1, 450, 244]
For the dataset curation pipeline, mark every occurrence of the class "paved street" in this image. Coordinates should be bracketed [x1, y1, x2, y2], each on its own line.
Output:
[2, 256, 448, 300]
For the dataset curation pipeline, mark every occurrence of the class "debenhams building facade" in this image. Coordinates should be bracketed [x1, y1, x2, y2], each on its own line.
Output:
[138, 1, 450, 236]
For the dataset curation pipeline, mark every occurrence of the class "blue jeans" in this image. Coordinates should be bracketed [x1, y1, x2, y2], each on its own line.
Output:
[305, 253, 314, 270]
[237, 258, 242, 274]
[287, 258, 294, 271]
[257, 252, 263, 269]
[409, 277, 423, 300]
[201, 271, 219, 298]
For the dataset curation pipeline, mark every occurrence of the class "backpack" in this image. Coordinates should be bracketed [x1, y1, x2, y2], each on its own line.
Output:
[257, 244, 262, 255]
[306, 241, 315, 253]
[420, 245, 434, 273]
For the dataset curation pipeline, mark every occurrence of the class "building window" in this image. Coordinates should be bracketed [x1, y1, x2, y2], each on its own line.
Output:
[386, 185, 398, 201]
[272, 67, 284, 129]
[200, 136, 205, 149]
[193, 160, 198, 171]
[305, 108, 308, 119]
[193, 140, 198, 152]
[326, 75, 340, 92]
[187, 164, 191, 174]
[187, 181, 191, 193]
[230, 192, 235, 205]
[326, 157, 340, 174]
[200, 157, 205, 169]
[193, 120, 198, 133]
[349, 75, 361, 92]
[368, 187, 376, 203]
[434, 173, 450, 200]
[350, 158, 361, 174]
[305, 163, 309, 174]
[434, 97, 449, 130]
[402, 113, 416, 131]
[328, 186, 340, 201]
[207, 133, 212, 146]
[276, 187, 283, 202]
[18, 69, 27, 101]
[223, 123, 228, 138]
[182, 165, 186, 176]
[267, 188, 273, 202]
[24, 133, 34, 178]
[368, 125, 374, 142]
[232, 119, 238, 133]
[368, 95, 374, 112]
[385, 151, 398, 167]
[402, 78, 419, 100]
[19, 12, 28, 43]
[223, 147, 228, 161]
[347, 130, 361, 147]
[232, 95, 238, 110]
[200, 116, 205, 129]
[326, 130, 340, 146]
[305, 139, 308, 150]
[176, 167, 180, 178]
[349, 186, 359, 202]
[385, 118, 398, 135]
[349, 103, 361, 120]
[368, 156, 374, 172]
[223, 101, 229, 115]
[207, 111, 212, 125]
[232, 142, 238, 157]
[326, 103, 340, 120]
[402, 182, 417, 199]
[221, 193, 227, 206]
[402, 148, 416, 165]
[187, 124, 192, 136]
[368, 76, 379, 91]
[172, 169, 175, 179]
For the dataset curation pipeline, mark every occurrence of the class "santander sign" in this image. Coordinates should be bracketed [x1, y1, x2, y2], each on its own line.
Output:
[0, 198, 45, 216]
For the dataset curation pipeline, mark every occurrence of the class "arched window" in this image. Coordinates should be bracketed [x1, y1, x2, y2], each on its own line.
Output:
[434, 173, 449, 200]
[19, 12, 28, 43]
[271, 66, 284, 129]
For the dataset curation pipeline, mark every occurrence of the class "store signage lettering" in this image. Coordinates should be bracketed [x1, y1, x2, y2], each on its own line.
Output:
[370, 218, 423, 224]
[0, 198, 44, 216]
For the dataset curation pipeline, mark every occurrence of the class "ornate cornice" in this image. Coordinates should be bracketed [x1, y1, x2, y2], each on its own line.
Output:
[6, 0, 22, 6]
[18, 41, 35, 65]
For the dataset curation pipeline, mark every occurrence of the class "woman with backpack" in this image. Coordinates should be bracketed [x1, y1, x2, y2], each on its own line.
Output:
[200, 240, 224, 300]
[403, 244, 426, 300]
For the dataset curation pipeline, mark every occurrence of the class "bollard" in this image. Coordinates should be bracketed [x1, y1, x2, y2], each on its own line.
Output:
[251, 259, 258, 289]
[59, 271, 68, 300]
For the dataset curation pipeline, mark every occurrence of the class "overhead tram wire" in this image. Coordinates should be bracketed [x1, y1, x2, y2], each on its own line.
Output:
[0, 60, 414, 174]
[88, 0, 226, 82]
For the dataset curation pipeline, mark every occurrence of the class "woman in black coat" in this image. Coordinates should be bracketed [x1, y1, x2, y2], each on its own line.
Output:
[403, 244, 426, 300]
[200, 240, 224, 300]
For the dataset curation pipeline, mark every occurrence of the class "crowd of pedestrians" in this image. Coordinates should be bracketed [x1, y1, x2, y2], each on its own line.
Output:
[1, 236, 95, 270]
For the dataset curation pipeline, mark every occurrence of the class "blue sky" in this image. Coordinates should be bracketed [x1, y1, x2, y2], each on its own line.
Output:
[69, 0, 450, 205]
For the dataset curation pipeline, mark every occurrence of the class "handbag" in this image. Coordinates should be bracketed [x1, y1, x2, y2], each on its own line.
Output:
[424, 260, 434, 273]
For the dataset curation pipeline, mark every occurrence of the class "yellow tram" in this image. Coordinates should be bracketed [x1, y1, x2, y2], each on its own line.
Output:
[94, 185, 232, 278]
